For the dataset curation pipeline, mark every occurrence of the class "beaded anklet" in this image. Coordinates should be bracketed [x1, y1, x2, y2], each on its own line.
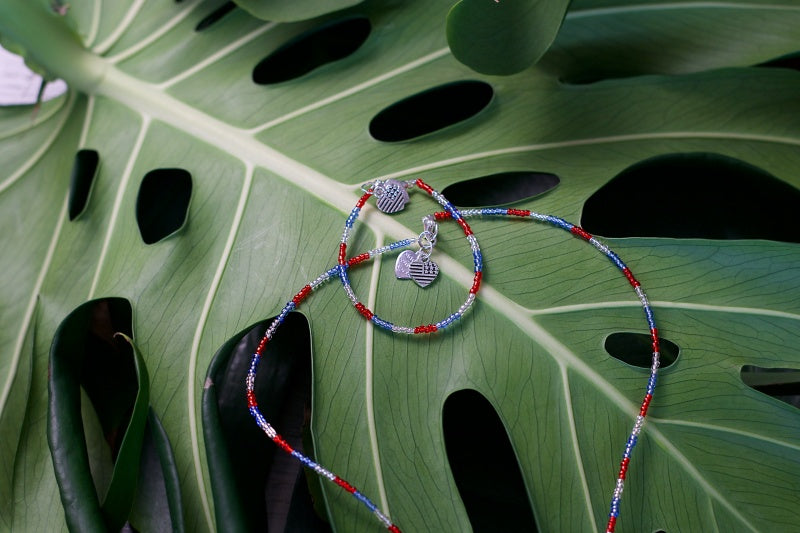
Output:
[246, 181, 659, 533]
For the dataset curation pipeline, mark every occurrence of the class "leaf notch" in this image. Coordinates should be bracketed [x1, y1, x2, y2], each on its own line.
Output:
[443, 389, 538, 532]
[252, 16, 371, 85]
[582, 153, 800, 242]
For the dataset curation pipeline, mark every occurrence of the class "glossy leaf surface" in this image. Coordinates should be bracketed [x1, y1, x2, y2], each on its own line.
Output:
[447, 0, 571, 75]
[1, 1, 800, 532]
[233, 0, 363, 22]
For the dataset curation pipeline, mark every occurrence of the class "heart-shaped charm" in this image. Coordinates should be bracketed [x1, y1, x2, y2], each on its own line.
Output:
[409, 259, 439, 288]
[376, 180, 409, 214]
[395, 250, 416, 279]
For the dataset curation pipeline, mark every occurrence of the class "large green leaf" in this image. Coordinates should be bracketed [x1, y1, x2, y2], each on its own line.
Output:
[2, 1, 800, 532]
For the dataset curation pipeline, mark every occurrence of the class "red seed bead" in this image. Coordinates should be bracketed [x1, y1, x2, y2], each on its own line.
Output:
[273, 435, 293, 453]
[356, 193, 371, 208]
[388, 526, 402, 533]
[338, 243, 347, 265]
[456, 217, 473, 236]
[348, 253, 370, 266]
[619, 457, 630, 479]
[292, 285, 312, 305]
[640, 394, 653, 416]
[334, 476, 357, 494]
[571, 226, 593, 241]
[256, 337, 268, 355]
[606, 516, 617, 532]
[355, 302, 374, 320]
[622, 267, 640, 288]
[246, 390, 257, 408]
[415, 179, 433, 194]
[434, 211, 450, 220]
[470, 271, 483, 294]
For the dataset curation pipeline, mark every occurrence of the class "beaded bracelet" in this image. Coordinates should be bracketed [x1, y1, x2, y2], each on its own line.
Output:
[337, 179, 482, 334]
[246, 181, 660, 533]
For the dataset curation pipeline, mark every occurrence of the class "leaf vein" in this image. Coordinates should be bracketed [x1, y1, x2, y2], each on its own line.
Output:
[0, 93, 76, 195]
[187, 162, 253, 531]
[108, 0, 205, 63]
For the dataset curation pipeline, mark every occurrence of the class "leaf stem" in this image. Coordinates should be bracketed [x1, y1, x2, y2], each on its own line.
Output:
[0, 0, 105, 93]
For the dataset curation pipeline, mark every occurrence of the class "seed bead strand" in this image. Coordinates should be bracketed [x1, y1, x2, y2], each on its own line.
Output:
[446, 207, 660, 533]
[246, 238, 415, 533]
[249, 199, 658, 532]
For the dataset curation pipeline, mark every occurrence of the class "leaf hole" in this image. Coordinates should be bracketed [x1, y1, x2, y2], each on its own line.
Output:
[369, 80, 494, 142]
[605, 332, 679, 369]
[68, 149, 99, 220]
[204, 313, 330, 531]
[195, 1, 237, 32]
[442, 171, 559, 207]
[136, 168, 192, 245]
[252, 16, 371, 85]
[582, 153, 800, 242]
[443, 389, 538, 532]
[741, 365, 800, 410]
[757, 52, 800, 73]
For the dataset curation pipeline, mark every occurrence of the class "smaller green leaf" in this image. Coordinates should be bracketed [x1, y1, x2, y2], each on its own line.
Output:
[128, 411, 186, 533]
[233, 0, 364, 22]
[202, 313, 329, 532]
[102, 333, 149, 532]
[47, 298, 144, 532]
[447, 0, 570, 75]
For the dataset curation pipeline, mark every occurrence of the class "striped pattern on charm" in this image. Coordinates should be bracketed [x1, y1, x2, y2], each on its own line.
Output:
[409, 259, 439, 287]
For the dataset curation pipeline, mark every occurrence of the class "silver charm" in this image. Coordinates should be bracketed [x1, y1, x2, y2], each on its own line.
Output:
[395, 250, 416, 279]
[409, 258, 439, 288]
[396, 215, 440, 287]
[375, 180, 409, 214]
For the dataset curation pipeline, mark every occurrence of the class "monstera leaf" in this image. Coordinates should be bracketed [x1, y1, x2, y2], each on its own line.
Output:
[2, 0, 800, 532]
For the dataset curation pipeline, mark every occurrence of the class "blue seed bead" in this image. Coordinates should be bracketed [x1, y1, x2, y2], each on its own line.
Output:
[606, 251, 626, 271]
[473, 250, 483, 270]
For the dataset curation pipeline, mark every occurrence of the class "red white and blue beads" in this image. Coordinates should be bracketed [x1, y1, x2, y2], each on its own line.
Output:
[337, 178, 483, 334]
[247, 188, 660, 533]
[246, 238, 417, 533]
[441, 207, 660, 533]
